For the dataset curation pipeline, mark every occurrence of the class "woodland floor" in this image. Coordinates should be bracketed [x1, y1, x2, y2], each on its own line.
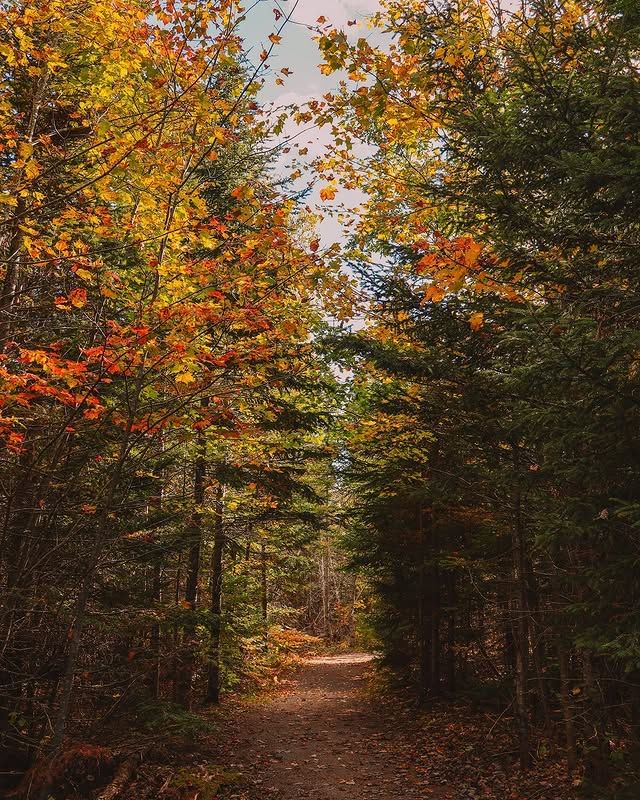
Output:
[123, 653, 580, 800]
[209, 654, 578, 800]
[218, 652, 453, 800]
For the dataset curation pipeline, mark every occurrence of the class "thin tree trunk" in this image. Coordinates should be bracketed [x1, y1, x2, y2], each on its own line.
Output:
[0, 196, 27, 351]
[350, 574, 358, 644]
[261, 540, 268, 638]
[511, 447, 530, 770]
[430, 563, 441, 696]
[172, 557, 182, 697]
[446, 572, 456, 693]
[150, 563, 161, 700]
[418, 506, 432, 701]
[36, 584, 88, 800]
[206, 485, 224, 704]
[0, 67, 49, 351]
[527, 558, 551, 731]
[558, 640, 578, 775]
[175, 428, 206, 709]
[149, 434, 165, 700]
[321, 536, 331, 640]
[583, 650, 610, 785]
[35, 415, 138, 798]
[628, 671, 640, 771]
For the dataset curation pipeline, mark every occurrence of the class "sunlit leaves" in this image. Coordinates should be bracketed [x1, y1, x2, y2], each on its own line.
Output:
[0, 0, 330, 454]
[320, 184, 338, 201]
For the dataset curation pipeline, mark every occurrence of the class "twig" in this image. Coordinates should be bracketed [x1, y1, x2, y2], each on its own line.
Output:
[487, 699, 515, 737]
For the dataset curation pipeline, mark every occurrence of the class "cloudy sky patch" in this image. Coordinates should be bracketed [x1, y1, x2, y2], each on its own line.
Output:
[241, 1, 382, 245]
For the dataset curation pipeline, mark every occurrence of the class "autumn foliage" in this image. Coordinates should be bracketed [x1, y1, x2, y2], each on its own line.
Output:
[3, 0, 640, 797]
[0, 0, 340, 792]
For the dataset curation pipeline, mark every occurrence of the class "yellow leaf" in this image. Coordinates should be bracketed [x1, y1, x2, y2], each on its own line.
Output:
[24, 159, 40, 180]
[176, 372, 195, 384]
[469, 312, 484, 331]
[18, 141, 33, 159]
[212, 126, 227, 144]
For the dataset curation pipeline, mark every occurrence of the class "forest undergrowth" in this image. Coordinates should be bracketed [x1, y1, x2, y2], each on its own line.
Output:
[58, 652, 607, 800]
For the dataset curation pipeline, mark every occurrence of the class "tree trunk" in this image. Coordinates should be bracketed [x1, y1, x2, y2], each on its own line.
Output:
[628, 671, 640, 772]
[148, 435, 165, 700]
[430, 563, 441, 696]
[558, 640, 578, 775]
[350, 574, 358, 645]
[36, 582, 88, 800]
[96, 753, 143, 800]
[206, 485, 224, 704]
[261, 540, 268, 640]
[150, 563, 161, 700]
[446, 572, 456, 693]
[418, 507, 432, 701]
[511, 447, 530, 770]
[321, 536, 332, 640]
[175, 429, 206, 710]
[418, 589, 432, 701]
[527, 558, 551, 732]
[0, 67, 49, 350]
[583, 650, 610, 785]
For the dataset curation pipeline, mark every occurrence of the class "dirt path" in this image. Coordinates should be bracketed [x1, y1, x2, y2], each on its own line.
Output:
[123, 652, 578, 800]
[221, 653, 451, 800]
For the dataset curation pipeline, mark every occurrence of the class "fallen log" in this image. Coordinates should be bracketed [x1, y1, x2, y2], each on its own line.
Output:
[95, 752, 144, 800]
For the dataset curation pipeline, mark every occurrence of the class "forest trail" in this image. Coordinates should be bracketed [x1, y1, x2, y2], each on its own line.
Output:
[220, 653, 452, 800]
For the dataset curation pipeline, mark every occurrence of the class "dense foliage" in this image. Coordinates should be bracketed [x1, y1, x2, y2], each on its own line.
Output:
[316, 0, 640, 789]
[0, 2, 350, 795]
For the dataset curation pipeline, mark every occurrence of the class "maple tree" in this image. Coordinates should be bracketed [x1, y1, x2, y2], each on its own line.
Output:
[0, 1, 344, 793]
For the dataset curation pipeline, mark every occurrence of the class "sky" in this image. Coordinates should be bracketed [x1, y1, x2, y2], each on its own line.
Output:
[240, 1, 385, 332]
[240, 1, 383, 245]
[242, 0, 382, 102]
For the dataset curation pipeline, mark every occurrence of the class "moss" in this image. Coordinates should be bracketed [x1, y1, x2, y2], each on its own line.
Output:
[170, 766, 241, 800]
